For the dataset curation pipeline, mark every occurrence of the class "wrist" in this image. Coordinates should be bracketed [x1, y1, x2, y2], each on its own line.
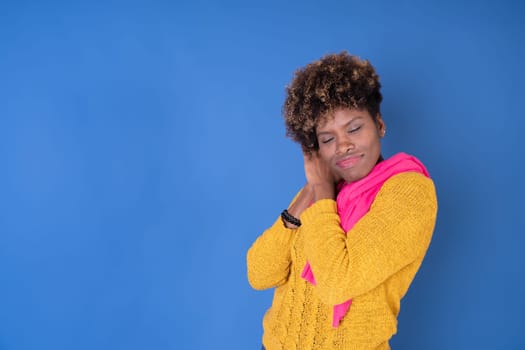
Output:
[287, 184, 314, 218]
[281, 209, 301, 228]
[311, 182, 335, 201]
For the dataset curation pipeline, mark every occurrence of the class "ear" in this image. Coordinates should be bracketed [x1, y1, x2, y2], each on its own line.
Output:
[375, 114, 386, 137]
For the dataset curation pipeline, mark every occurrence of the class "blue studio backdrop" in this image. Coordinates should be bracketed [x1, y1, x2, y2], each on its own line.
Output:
[1, 1, 524, 349]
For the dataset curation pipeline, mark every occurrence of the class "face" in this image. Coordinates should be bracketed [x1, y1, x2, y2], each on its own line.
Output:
[316, 108, 386, 183]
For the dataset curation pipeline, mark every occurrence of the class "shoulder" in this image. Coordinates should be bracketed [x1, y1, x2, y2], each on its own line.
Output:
[382, 171, 435, 193]
[376, 172, 437, 210]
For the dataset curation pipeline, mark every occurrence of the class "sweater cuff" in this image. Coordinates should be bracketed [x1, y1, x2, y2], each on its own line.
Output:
[270, 215, 297, 234]
[300, 199, 339, 226]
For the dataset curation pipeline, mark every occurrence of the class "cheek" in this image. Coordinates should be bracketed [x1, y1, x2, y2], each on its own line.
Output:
[365, 132, 381, 150]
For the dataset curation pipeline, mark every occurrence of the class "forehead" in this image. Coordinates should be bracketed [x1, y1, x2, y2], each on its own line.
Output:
[316, 108, 373, 129]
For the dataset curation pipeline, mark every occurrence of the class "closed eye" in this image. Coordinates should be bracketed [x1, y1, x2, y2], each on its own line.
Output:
[349, 125, 362, 133]
[321, 137, 334, 144]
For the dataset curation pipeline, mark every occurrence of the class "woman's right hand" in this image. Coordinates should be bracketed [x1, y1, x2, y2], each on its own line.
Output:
[303, 152, 336, 202]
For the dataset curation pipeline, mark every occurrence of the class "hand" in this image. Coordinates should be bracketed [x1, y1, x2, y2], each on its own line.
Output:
[303, 152, 335, 201]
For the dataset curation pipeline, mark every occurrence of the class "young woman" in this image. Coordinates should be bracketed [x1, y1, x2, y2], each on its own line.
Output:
[247, 52, 437, 349]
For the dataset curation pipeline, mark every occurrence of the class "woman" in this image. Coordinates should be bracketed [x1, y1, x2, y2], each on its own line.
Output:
[246, 52, 437, 349]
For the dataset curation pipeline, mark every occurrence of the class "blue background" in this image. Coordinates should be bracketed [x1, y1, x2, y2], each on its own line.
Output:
[1, 0, 524, 349]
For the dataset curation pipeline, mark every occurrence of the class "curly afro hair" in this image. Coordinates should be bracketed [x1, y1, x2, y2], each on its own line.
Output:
[283, 51, 383, 154]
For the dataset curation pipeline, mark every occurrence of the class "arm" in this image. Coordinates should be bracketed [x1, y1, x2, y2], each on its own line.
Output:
[300, 172, 437, 305]
[246, 187, 314, 290]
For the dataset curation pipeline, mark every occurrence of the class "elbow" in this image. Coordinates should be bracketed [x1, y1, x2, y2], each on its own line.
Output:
[313, 268, 369, 304]
[247, 266, 266, 290]
[312, 272, 354, 305]
[246, 250, 271, 290]
[247, 266, 283, 290]
[246, 255, 288, 290]
[246, 252, 260, 290]
[315, 283, 357, 305]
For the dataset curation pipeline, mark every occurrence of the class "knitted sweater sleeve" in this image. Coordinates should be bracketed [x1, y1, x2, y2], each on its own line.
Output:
[300, 172, 437, 305]
[246, 192, 301, 290]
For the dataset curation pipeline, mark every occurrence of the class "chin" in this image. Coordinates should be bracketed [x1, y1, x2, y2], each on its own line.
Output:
[342, 171, 365, 184]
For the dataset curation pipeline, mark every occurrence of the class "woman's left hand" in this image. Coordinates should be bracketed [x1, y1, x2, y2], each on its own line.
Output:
[303, 152, 335, 201]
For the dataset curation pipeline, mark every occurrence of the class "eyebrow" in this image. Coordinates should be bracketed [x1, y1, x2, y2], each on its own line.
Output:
[316, 116, 364, 136]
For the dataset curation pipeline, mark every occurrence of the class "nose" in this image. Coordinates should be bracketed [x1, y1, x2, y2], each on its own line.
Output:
[336, 137, 355, 155]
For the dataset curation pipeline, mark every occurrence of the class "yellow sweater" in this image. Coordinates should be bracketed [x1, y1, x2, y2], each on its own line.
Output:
[247, 172, 437, 350]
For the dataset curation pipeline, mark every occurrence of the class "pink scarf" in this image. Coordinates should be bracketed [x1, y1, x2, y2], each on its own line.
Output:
[301, 152, 430, 327]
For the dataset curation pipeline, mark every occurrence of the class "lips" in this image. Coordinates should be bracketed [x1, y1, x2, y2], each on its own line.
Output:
[336, 155, 361, 169]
